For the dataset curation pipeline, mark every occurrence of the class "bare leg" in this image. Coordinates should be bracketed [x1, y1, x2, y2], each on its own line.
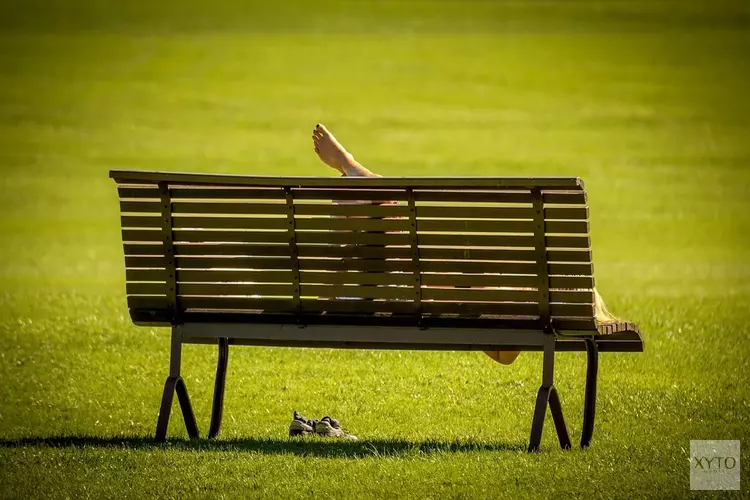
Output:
[486, 351, 521, 365]
[310, 123, 519, 365]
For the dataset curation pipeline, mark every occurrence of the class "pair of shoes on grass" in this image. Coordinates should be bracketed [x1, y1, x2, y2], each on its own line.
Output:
[289, 410, 358, 440]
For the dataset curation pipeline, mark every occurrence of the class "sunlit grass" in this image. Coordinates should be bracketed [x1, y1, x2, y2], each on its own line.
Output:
[1, 1, 749, 498]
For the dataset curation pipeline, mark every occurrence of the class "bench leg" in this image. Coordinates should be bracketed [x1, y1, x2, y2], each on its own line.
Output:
[529, 385, 550, 452]
[176, 377, 199, 439]
[155, 376, 177, 442]
[549, 386, 572, 449]
[155, 328, 200, 442]
[581, 338, 599, 448]
[528, 335, 571, 452]
[208, 338, 230, 439]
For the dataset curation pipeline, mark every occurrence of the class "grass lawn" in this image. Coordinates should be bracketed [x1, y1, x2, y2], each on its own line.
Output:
[1, 0, 749, 498]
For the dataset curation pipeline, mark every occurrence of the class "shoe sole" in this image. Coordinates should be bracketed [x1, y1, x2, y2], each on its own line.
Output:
[289, 420, 314, 436]
[314, 421, 358, 440]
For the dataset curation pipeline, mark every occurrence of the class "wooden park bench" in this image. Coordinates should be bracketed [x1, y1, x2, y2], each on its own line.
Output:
[110, 169, 643, 451]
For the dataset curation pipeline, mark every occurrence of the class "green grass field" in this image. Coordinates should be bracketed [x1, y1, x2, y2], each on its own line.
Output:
[1, 1, 749, 498]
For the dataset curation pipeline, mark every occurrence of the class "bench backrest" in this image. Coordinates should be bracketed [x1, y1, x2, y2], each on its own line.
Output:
[111, 170, 597, 332]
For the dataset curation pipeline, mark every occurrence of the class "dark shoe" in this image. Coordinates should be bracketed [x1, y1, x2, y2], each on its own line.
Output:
[289, 410, 315, 437]
[315, 415, 358, 440]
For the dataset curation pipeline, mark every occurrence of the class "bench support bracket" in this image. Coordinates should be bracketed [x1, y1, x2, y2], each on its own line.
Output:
[528, 335, 572, 452]
[209, 337, 230, 439]
[155, 328, 199, 442]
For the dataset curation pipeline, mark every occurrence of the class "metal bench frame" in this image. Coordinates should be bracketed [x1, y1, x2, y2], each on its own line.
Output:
[111, 170, 643, 452]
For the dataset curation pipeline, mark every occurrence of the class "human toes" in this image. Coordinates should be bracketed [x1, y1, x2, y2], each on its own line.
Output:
[312, 130, 323, 146]
[315, 123, 331, 137]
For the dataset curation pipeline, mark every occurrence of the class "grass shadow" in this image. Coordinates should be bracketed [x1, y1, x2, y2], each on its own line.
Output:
[0, 435, 527, 457]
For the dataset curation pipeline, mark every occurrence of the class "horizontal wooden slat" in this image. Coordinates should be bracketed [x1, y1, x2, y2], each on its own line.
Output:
[111, 170, 584, 190]
[422, 288, 538, 302]
[417, 206, 534, 219]
[128, 256, 295, 271]
[293, 204, 409, 217]
[301, 285, 413, 300]
[298, 245, 412, 259]
[420, 261, 539, 274]
[139, 232, 598, 251]
[294, 218, 411, 231]
[418, 248, 590, 263]
[126, 257, 591, 275]
[128, 295, 168, 309]
[545, 221, 589, 234]
[172, 217, 287, 230]
[173, 243, 287, 256]
[545, 236, 591, 249]
[296, 232, 411, 246]
[552, 303, 594, 317]
[413, 191, 585, 206]
[121, 216, 161, 228]
[544, 207, 588, 220]
[176, 297, 415, 315]
[125, 256, 166, 268]
[177, 270, 293, 283]
[292, 189, 408, 201]
[413, 191, 532, 204]
[178, 283, 293, 296]
[420, 274, 539, 288]
[167, 243, 415, 259]
[118, 186, 286, 201]
[422, 301, 538, 316]
[419, 274, 594, 289]
[118, 186, 159, 199]
[550, 276, 594, 288]
[542, 192, 586, 205]
[120, 201, 161, 213]
[418, 233, 534, 247]
[419, 261, 593, 275]
[421, 288, 593, 304]
[547, 250, 592, 263]
[299, 271, 415, 286]
[124, 243, 163, 255]
[419, 248, 535, 261]
[417, 219, 534, 233]
[122, 229, 162, 242]
[127, 282, 167, 295]
[176, 256, 292, 270]
[549, 263, 594, 276]
[304, 299, 415, 314]
[134, 271, 593, 298]
[126, 269, 166, 281]
[171, 188, 285, 200]
[118, 195, 589, 218]
[416, 234, 591, 249]
[173, 230, 288, 243]
[181, 297, 295, 311]
[171, 202, 287, 215]
[298, 258, 414, 272]
[421, 301, 593, 317]
[127, 297, 595, 321]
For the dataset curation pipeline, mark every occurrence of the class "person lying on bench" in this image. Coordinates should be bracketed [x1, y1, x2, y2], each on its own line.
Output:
[310, 123, 619, 366]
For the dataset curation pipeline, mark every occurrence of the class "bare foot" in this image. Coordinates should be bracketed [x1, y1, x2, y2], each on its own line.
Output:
[312, 124, 351, 174]
[312, 124, 378, 177]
